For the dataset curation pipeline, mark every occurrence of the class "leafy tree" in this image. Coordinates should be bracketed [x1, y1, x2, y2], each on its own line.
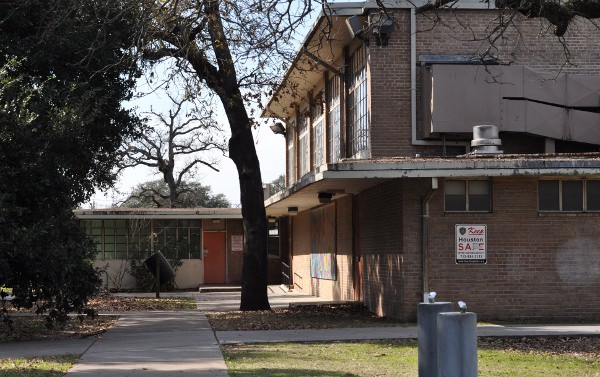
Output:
[270, 175, 286, 195]
[0, 0, 142, 325]
[121, 180, 231, 208]
[120, 93, 227, 208]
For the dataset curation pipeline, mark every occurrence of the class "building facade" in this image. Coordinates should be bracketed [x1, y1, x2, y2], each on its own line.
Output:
[75, 208, 281, 290]
[263, 1, 600, 320]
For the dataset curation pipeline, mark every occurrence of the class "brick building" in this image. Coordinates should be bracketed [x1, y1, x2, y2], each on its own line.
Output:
[263, 1, 600, 320]
[75, 208, 281, 290]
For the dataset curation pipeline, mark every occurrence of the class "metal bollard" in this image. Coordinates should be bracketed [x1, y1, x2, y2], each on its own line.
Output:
[437, 312, 478, 377]
[418, 301, 453, 377]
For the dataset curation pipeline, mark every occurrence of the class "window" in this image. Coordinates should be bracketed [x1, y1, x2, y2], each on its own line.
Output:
[539, 179, 600, 212]
[267, 220, 280, 257]
[445, 180, 491, 212]
[327, 74, 341, 163]
[298, 110, 310, 176]
[287, 120, 296, 185]
[347, 45, 369, 157]
[312, 99, 324, 168]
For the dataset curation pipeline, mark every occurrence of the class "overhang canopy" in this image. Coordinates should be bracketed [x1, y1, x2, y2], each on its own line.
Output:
[265, 154, 600, 216]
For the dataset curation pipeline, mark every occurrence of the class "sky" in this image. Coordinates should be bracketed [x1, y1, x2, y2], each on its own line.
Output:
[86, 82, 287, 209]
[85, 4, 324, 209]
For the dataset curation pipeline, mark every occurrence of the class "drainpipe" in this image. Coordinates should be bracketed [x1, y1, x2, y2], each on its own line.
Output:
[410, 8, 469, 149]
[421, 178, 438, 300]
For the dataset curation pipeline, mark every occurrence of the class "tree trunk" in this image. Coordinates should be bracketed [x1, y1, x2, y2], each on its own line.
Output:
[226, 102, 270, 311]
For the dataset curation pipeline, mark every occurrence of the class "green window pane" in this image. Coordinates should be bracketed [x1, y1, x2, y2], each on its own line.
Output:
[562, 180, 583, 211]
[539, 180, 559, 211]
[587, 180, 600, 211]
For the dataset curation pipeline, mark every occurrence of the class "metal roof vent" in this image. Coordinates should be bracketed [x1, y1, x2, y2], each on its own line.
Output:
[471, 125, 503, 155]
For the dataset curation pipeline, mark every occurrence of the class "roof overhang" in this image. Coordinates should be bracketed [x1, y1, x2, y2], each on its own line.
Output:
[265, 154, 600, 216]
[261, 0, 497, 121]
[74, 208, 242, 220]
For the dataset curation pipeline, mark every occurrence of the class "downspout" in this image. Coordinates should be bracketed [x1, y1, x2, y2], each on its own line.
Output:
[421, 178, 438, 301]
[410, 8, 469, 149]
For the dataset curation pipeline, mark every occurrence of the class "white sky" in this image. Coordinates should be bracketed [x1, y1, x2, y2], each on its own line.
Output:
[87, 87, 286, 209]
[85, 5, 323, 209]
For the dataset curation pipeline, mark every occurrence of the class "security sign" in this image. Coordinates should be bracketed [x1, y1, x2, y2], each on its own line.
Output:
[455, 224, 487, 264]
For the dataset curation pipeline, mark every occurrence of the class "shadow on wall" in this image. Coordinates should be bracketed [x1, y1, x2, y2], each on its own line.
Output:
[362, 253, 405, 319]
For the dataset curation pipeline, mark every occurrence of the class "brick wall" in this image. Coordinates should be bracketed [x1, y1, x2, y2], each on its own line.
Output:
[225, 219, 281, 285]
[414, 177, 600, 320]
[226, 219, 244, 284]
[368, 9, 600, 159]
[357, 180, 406, 318]
[289, 198, 355, 300]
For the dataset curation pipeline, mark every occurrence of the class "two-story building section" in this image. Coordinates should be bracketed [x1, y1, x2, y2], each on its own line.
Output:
[262, 0, 600, 321]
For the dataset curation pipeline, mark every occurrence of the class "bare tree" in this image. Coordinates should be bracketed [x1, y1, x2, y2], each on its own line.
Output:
[132, 0, 315, 310]
[120, 92, 227, 208]
[416, 0, 600, 37]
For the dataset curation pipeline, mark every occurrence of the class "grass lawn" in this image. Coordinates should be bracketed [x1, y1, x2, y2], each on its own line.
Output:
[0, 355, 78, 377]
[223, 340, 600, 377]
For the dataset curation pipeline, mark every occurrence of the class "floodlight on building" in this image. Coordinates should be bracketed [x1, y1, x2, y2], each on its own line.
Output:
[287, 206, 299, 216]
[318, 192, 333, 204]
[270, 121, 286, 136]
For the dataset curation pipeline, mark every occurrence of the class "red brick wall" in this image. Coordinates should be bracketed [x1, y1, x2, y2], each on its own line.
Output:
[226, 219, 244, 284]
[357, 180, 407, 318]
[410, 177, 600, 320]
[368, 9, 600, 159]
[289, 198, 355, 300]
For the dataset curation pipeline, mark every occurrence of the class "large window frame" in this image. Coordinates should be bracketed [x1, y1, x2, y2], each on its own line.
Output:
[298, 109, 310, 176]
[312, 97, 324, 169]
[538, 179, 600, 212]
[81, 219, 203, 260]
[286, 120, 296, 185]
[444, 179, 492, 212]
[347, 45, 369, 157]
[327, 74, 341, 163]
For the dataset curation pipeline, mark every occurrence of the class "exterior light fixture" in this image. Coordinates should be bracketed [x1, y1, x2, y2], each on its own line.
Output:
[372, 12, 395, 46]
[269, 122, 286, 136]
[287, 206, 298, 216]
[318, 192, 333, 204]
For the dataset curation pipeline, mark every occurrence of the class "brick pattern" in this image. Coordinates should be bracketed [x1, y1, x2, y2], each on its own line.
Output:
[225, 219, 281, 284]
[289, 199, 355, 301]
[368, 9, 600, 159]
[376, 177, 600, 321]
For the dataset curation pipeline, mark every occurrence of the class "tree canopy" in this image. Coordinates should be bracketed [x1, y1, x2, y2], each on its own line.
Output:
[0, 0, 142, 323]
[121, 180, 231, 208]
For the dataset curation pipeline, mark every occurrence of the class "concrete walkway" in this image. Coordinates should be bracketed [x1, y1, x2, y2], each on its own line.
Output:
[1, 286, 599, 377]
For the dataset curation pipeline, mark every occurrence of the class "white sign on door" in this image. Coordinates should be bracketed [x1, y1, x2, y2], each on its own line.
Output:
[455, 224, 487, 264]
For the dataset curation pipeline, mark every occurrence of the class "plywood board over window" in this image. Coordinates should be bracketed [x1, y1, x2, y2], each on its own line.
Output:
[310, 203, 336, 280]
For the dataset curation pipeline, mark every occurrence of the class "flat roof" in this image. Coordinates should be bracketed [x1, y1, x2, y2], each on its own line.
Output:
[265, 153, 600, 216]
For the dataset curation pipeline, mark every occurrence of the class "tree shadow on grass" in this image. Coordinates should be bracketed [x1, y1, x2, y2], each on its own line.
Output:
[228, 368, 361, 377]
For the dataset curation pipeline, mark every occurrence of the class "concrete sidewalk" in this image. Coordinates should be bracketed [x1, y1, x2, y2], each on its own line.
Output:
[64, 310, 228, 377]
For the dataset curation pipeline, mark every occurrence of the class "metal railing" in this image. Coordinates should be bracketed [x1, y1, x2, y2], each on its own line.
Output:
[281, 262, 291, 288]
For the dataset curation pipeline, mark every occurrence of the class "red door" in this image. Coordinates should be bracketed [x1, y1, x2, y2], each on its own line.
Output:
[203, 232, 226, 284]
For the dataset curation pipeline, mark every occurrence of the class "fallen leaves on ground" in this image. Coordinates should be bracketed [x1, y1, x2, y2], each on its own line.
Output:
[206, 304, 402, 331]
[87, 294, 196, 312]
[478, 336, 600, 359]
[0, 316, 118, 342]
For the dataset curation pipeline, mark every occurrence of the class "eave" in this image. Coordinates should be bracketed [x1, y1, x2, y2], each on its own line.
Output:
[265, 154, 600, 217]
